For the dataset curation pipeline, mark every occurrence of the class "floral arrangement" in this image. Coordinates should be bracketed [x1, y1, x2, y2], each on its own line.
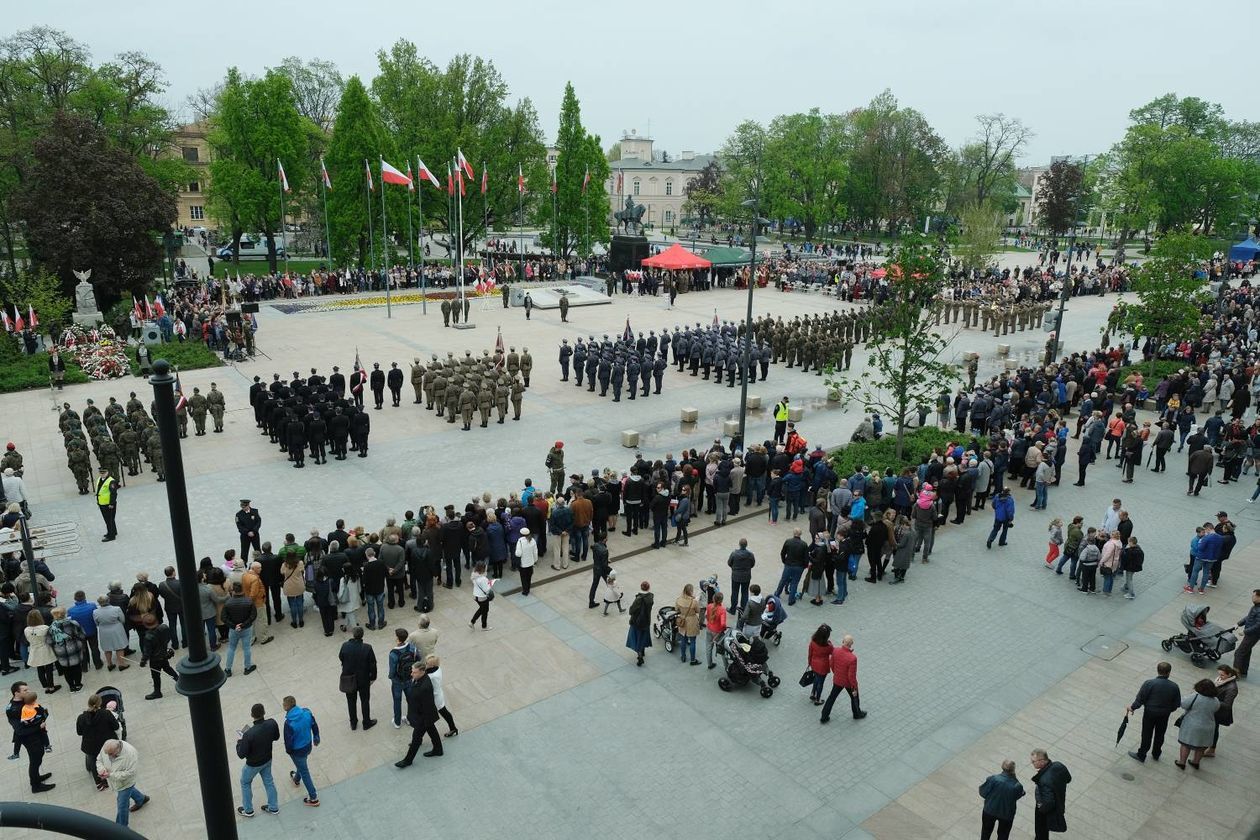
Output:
[57, 324, 130, 380]
[291, 289, 494, 314]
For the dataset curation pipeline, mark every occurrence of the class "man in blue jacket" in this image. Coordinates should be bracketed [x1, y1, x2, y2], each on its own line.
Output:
[978, 759, 1025, 840]
[67, 590, 103, 670]
[986, 488, 1015, 549]
[282, 695, 321, 807]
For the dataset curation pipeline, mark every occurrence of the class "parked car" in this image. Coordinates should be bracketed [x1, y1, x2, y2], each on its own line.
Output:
[216, 237, 287, 260]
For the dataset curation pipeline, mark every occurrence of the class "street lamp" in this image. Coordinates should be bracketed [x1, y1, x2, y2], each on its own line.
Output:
[148, 359, 238, 840]
[736, 182, 767, 450]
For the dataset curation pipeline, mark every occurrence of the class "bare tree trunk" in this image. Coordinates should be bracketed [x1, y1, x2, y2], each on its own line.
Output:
[1112, 227, 1131, 266]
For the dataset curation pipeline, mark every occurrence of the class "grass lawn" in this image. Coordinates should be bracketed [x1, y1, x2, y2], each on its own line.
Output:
[0, 352, 89, 393]
[127, 341, 223, 374]
[211, 258, 326, 278]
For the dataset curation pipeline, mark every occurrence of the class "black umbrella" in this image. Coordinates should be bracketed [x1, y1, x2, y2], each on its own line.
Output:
[1115, 712, 1129, 746]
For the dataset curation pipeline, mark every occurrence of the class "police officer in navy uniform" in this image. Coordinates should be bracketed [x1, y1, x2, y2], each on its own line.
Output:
[559, 339, 572, 381]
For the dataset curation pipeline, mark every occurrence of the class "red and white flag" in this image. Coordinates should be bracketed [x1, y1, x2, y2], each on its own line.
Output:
[616, 171, 623, 194]
[154, 294, 166, 318]
[550, 168, 557, 194]
[380, 158, 412, 187]
[133, 297, 143, 322]
[365, 159, 374, 192]
[320, 157, 332, 190]
[0, 310, 10, 332]
[175, 371, 187, 411]
[457, 149, 474, 180]
[416, 157, 441, 189]
[277, 159, 290, 193]
[405, 163, 416, 192]
[144, 297, 154, 319]
[517, 164, 525, 195]
[494, 328, 505, 367]
[446, 165, 454, 196]
[27, 305, 38, 329]
[480, 163, 487, 196]
[582, 166, 590, 193]
[13, 311, 24, 332]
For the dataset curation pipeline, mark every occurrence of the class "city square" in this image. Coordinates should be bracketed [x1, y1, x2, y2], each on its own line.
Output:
[1, 4, 1259, 840]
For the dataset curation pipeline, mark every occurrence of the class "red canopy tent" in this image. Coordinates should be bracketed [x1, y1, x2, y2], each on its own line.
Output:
[641, 243, 712, 270]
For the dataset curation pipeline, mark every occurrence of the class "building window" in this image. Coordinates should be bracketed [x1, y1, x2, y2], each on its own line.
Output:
[187, 181, 200, 193]
[190, 205, 204, 221]
[665, 210, 674, 223]
[182, 146, 200, 163]
[665, 180, 673, 196]
[632, 179, 640, 196]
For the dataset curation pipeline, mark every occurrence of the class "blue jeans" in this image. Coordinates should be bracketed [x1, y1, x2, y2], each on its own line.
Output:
[1189, 559, 1212, 589]
[392, 678, 406, 726]
[1102, 571, 1115, 594]
[745, 475, 766, 505]
[287, 595, 305, 625]
[1033, 482, 1048, 509]
[679, 634, 696, 661]
[1055, 547, 1077, 577]
[204, 617, 218, 648]
[366, 592, 385, 627]
[289, 749, 316, 800]
[987, 521, 1011, 546]
[774, 566, 804, 603]
[832, 570, 849, 603]
[810, 671, 827, 698]
[570, 526, 589, 561]
[785, 496, 799, 520]
[653, 518, 669, 546]
[114, 785, 146, 826]
[768, 498, 780, 522]
[225, 625, 253, 671]
[240, 759, 278, 813]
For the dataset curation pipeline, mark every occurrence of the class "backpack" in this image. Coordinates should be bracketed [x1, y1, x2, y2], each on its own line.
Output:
[394, 645, 417, 682]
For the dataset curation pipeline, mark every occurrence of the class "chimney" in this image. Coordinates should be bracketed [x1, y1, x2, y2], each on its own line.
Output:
[680, 150, 695, 161]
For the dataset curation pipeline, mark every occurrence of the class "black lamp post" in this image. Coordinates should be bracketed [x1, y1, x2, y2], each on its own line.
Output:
[148, 359, 238, 840]
[736, 182, 764, 449]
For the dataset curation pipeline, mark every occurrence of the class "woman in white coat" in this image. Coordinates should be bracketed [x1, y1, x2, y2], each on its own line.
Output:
[23, 612, 61, 693]
[91, 595, 130, 671]
[514, 528, 538, 596]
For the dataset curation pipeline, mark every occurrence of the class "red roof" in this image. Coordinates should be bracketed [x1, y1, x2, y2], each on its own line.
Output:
[641, 243, 712, 270]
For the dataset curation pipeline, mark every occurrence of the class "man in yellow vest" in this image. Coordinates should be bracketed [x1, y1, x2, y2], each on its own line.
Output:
[96, 470, 118, 542]
[773, 397, 791, 445]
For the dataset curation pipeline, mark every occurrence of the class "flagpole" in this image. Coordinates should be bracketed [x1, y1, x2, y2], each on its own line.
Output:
[406, 170, 415, 279]
[320, 160, 332, 271]
[551, 168, 558, 261]
[482, 160, 490, 279]
[417, 157, 427, 316]
[365, 159, 375, 276]
[456, 155, 466, 322]
[518, 168, 524, 286]
[277, 158, 290, 277]
[379, 157, 392, 319]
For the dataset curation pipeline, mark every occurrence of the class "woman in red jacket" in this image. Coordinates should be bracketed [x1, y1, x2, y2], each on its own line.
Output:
[806, 624, 834, 705]
[704, 592, 727, 670]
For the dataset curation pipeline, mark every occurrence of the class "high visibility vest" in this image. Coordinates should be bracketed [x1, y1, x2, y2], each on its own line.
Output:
[774, 403, 789, 422]
[96, 475, 115, 505]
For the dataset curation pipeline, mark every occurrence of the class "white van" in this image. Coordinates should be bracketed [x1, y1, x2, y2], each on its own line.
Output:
[217, 236, 287, 260]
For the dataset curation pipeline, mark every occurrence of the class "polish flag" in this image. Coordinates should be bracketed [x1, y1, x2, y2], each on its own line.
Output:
[380, 158, 412, 186]
[582, 166, 591, 193]
[446, 167, 454, 196]
[457, 149, 474, 180]
[133, 297, 144, 322]
[144, 297, 154, 319]
[154, 295, 167, 318]
[416, 157, 441, 189]
[27, 305, 38, 328]
[481, 163, 487, 196]
[277, 159, 290, 192]
[320, 157, 332, 190]
[405, 163, 416, 192]
[518, 164, 525, 195]
[365, 159, 374, 192]
[13, 311, 24, 332]
[0, 310, 10, 332]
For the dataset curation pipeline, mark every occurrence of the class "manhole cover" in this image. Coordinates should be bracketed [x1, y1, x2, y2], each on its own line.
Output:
[583, 438, 601, 445]
[1081, 635, 1128, 661]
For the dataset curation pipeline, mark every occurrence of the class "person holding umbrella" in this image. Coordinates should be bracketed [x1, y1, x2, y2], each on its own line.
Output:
[1125, 661, 1181, 763]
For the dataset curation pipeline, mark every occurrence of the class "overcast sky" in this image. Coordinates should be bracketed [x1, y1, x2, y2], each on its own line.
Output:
[9, 0, 1256, 164]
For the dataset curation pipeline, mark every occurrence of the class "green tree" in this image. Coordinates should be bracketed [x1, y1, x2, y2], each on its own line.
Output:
[206, 67, 310, 273]
[0, 267, 72, 327]
[715, 120, 767, 223]
[953, 202, 1004, 271]
[826, 233, 957, 460]
[1036, 159, 1085, 236]
[760, 109, 847, 239]
[275, 56, 344, 133]
[1108, 233, 1214, 376]
[540, 82, 608, 258]
[324, 76, 391, 269]
[682, 159, 722, 227]
[12, 112, 174, 304]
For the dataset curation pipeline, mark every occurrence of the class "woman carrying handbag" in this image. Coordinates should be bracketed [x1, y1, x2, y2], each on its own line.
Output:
[469, 563, 496, 631]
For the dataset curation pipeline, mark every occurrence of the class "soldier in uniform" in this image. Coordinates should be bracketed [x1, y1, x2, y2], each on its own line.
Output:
[506, 347, 520, 379]
[640, 354, 652, 396]
[652, 355, 667, 394]
[585, 349, 598, 392]
[440, 298, 451, 327]
[98, 436, 123, 488]
[558, 293, 570, 323]
[520, 348, 533, 388]
[385, 362, 403, 407]
[410, 358, 425, 403]
[559, 340, 572, 382]
[1, 443, 23, 476]
[477, 382, 493, 428]
[68, 446, 92, 494]
[350, 366, 367, 408]
[349, 406, 370, 457]
[307, 409, 327, 465]
[369, 363, 386, 409]
[329, 366, 346, 400]
[188, 387, 209, 436]
[287, 413, 307, 468]
[967, 357, 978, 390]
[118, 424, 140, 476]
[175, 393, 189, 438]
[205, 383, 226, 433]
[495, 377, 509, 424]
[145, 430, 165, 481]
[625, 355, 639, 401]
[444, 376, 461, 423]
[329, 408, 350, 460]
[510, 377, 524, 420]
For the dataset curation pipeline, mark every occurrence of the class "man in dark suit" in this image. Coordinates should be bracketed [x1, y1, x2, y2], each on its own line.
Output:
[395, 662, 442, 767]
[1126, 661, 1181, 762]
[338, 627, 377, 730]
[236, 500, 262, 562]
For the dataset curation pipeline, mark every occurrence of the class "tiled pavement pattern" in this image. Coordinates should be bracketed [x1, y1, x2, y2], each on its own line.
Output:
[3, 258, 1257, 838]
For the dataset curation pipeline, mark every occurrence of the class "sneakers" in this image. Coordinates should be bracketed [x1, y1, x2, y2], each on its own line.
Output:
[130, 795, 151, 813]
[1183, 586, 1194, 594]
[303, 798, 320, 807]
[261, 805, 279, 815]
[290, 771, 301, 786]
[243, 665, 257, 675]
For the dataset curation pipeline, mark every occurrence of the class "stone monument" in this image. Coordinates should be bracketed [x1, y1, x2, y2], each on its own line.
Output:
[609, 196, 650, 275]
[71, 269, 103, 327]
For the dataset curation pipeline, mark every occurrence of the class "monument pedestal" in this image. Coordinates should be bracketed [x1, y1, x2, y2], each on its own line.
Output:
[71, 275, 103, 327]
[609, 234, 650, 275]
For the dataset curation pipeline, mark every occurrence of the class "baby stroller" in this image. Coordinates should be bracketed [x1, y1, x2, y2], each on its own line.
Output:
[716, 630, 780, 697]
[1161, 604, 1237, 666]
[759, 595, 787, 646]
[652, 606, 680, 653]
[94, 685, 128, 740]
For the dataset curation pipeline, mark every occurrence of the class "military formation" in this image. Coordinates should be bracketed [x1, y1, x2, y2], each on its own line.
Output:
[931, 297, 1051, 335]
[250, 369, 373, 466]
[560, 330, 671, 401]
[186, 383, 227, 435]
[58, 394, 165, 493]
[409, 347, 529, 431]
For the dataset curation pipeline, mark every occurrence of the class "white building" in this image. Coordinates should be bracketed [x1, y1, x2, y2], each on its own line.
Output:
[608, 131, 715, 231]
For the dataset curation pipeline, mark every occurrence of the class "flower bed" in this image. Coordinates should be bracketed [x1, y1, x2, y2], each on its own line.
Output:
[57, 325, 131, 380]
[276, 289, 495, 314]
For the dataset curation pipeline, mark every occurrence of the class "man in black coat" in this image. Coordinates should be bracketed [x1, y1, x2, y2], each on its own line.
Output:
[329, 409, 350, 460]
[775, 529, 810, 606]
[286, 416, 307, 468]
[306, 411, 327, 465]
[338, 627, 377, 730]
[328, 366, 346, 401]
[1029, 749, 1071, 839]
[235, 702, 280, 816]
[249, 376, 266, 428]
[395, 662, 442, 766]
[236, 500, 262, 562]
[350, 408, 370, 458]
[386, 363, 404, 407]
[369, 363, 386, 409]
[440, 514, 465, 588]
[1125, 661, 1181, 762]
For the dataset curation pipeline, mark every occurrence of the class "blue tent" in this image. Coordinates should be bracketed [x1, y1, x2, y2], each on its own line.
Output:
[1229, 237, 1260, 262]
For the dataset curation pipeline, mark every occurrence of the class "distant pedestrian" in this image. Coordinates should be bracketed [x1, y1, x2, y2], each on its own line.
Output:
[1125, 661, 1180, 763]
[76, 693, 119, 791]
[986, 488, 1014, 549]
[1029, 748, 1071, 839]
[282, 695, 321, 807]
[625, 581, 653, 666]
[235, 702, 280, 817]
[819, 634, 866, 723]
[338, 626, 377, 730]
[1174, 679, 1220, 769]
[96, 739, 149, 826]
[978, 759, 1025, 840]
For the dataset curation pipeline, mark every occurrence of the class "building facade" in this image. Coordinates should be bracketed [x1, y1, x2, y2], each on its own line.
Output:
[608, 131, 714, 231]
[166, 122, 212, 229]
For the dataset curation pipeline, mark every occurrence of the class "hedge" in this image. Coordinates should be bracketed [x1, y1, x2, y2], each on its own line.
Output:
[0, 352, 90, 393]
[829, 426, 990, 479]
[127, 341, 223, 375]
[1119, 360, 1193, 381]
